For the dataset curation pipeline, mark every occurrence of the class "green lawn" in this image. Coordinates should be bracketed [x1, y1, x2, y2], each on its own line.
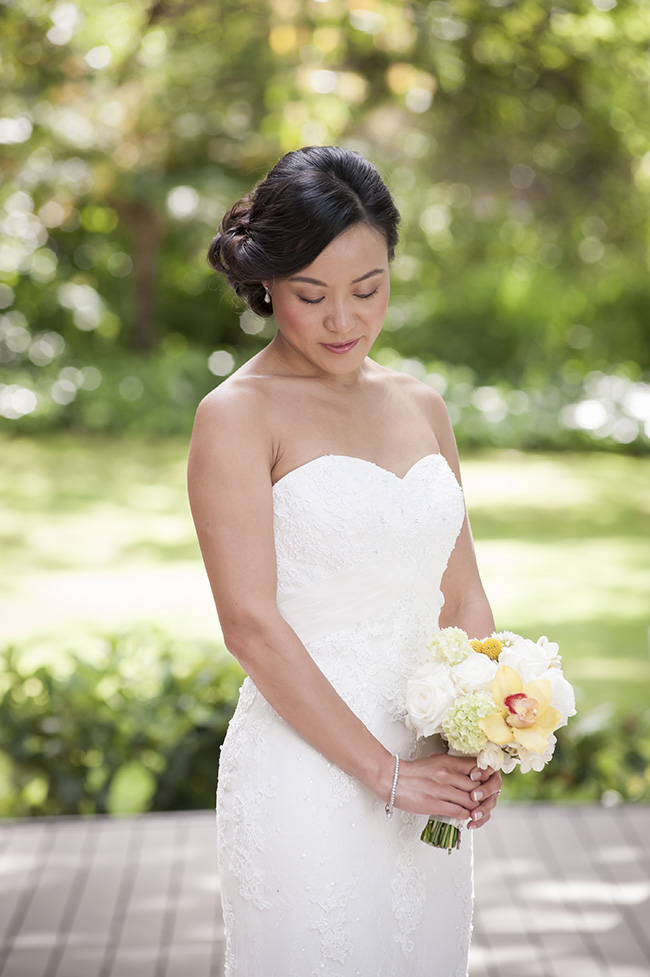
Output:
[1, 433, 648, 715]
[461, 451, 650, 715]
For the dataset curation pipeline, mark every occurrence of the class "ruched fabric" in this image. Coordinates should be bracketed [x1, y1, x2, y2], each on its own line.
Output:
[278, 551, 444, 646]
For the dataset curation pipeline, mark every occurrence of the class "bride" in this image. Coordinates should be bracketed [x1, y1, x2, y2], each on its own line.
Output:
[187, 146, 501, 976]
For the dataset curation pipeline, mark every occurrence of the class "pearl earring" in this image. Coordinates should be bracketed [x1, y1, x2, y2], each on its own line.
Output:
[264, 288, 271, 304]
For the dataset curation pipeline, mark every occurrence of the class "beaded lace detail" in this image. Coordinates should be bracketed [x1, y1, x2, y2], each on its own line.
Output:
[272, 454, 463, 597]
[217, 453, 473, 976]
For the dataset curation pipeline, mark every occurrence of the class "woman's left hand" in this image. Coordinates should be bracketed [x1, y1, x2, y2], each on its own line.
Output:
[466, 767, 502, 829]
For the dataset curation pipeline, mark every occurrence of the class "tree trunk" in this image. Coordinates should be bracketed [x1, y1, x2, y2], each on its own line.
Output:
[113, 200, 163, 352]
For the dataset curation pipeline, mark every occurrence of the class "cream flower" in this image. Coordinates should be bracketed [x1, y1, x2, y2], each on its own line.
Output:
[452, 653, 499, 695]
[404, 662, 456, 737]
[546, 669, 577, 727]
[498, 634, 561, 682]
[498, 644, 575, 725]
[442, 692, 498, 754]
[517, 735, 557, 773]
[426, 627, 473, 666]
[477, 741, 505, 771]
[478, 665, 562, 754]
[493, 630, 519, 647]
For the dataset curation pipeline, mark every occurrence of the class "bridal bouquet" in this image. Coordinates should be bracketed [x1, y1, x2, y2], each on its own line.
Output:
[403, 627, 576, 852]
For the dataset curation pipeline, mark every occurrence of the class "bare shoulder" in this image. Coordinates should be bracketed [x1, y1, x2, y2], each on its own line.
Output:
[372, 362, 461, 475]
[192, 363, 279, 445]
[188, 366, 284, 491]
[372, 361, 452, 426]
[187, 366, 286, 635]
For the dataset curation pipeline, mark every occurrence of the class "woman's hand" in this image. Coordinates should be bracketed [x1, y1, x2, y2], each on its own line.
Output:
[393, 753, 480, 820]
[465, 767, 502, 829]
[393, 754, 502, 825]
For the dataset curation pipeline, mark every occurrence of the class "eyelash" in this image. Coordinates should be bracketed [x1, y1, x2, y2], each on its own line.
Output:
[298, 288, 379, 306]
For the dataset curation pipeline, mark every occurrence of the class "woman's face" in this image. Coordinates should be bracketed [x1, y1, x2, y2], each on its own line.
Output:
[266, 223, 390, 377]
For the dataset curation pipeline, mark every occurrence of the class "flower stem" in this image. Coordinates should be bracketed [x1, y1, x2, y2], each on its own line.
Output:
[420, 817, 461, 853]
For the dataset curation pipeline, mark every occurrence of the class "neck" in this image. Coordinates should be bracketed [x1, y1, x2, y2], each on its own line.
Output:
[266, 333, 368, 389]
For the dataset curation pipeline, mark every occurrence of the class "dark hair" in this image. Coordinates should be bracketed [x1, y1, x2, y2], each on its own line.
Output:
[207, 146, 400, 316]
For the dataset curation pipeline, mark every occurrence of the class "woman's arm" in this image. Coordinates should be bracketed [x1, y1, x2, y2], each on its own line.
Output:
[188, 382, 485, 822]
[416, 388, 502, 825]
[426, 390, 495, 639]
[426, 390, 502, 822]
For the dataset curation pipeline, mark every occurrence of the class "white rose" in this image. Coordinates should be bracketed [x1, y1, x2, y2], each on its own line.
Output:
[499, 638, 557, 684]
[499, 635, 561, 682]
[451, 654, 499, 695]
[404, 663, 456, 738]
[477, 742, 504, 771]
[536, 635, 561, 662]
[546, 670, 576, 727]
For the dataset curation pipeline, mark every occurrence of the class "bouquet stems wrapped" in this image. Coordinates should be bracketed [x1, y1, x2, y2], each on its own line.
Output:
[420, 815, 462, 853]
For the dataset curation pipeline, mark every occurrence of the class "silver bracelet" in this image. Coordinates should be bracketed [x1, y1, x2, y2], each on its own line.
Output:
[385, 754, 400, 819]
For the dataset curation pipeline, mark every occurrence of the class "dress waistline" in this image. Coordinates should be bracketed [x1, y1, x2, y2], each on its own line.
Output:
[276, 554, 443, 645]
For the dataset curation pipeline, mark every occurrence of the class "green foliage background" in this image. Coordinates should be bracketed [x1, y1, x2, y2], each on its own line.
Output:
[0, 632, 245, 817]
[1, 0, 649, 446]
[1, 1, 649, 815]
[1, 630, 648, 819]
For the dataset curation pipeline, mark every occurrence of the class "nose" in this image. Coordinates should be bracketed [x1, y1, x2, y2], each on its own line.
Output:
[323, 295, 355, 335]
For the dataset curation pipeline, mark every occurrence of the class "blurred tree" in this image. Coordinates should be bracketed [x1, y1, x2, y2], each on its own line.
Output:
[0, 0, 649, 431]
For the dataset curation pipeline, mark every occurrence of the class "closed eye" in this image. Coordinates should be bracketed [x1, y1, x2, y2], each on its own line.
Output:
[297, 288, 379, 305]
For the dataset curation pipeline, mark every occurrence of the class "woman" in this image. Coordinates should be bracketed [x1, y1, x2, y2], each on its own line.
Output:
[187, 146, 501, 976]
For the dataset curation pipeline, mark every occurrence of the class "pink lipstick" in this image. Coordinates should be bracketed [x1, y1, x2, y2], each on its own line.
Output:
[321, 339, 359, 354]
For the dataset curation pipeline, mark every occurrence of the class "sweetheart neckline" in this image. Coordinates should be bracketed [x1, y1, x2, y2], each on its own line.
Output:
[271, 452, 448, 491]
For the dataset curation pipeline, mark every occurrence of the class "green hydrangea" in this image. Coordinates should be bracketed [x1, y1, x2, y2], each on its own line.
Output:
[442, 692, 500, 754]
[427, 626, 472, 666]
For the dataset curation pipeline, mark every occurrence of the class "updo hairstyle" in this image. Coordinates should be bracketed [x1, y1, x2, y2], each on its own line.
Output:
[207, 146, 400, 317]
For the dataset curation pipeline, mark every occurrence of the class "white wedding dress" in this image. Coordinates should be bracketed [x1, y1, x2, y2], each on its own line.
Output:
[217, 453, 474, 976]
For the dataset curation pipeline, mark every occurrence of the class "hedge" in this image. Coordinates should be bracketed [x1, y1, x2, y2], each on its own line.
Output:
[0, 631, 244, 817]
[1, 631, 648, 817]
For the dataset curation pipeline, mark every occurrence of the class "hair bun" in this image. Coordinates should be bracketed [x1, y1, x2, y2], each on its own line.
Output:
[207, 195, 259, 301]
[207, 146, 400, 318]
[221, 195, 253, 238]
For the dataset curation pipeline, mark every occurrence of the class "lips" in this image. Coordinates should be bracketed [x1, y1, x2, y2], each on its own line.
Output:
[320, 339, 359, 354]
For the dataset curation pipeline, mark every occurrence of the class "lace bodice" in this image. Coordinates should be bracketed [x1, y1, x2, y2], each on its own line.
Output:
[272, 453, 465, 722]
[273, 453, 464, 599]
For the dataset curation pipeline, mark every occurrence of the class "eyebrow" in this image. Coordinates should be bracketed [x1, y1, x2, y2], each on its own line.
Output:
[289, 268, 385, 287]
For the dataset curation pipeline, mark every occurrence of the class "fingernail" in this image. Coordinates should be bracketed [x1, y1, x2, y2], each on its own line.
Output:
[470, 770, 482, 781]
[472, 810, 483, 821]
[473, 790, 484, 802]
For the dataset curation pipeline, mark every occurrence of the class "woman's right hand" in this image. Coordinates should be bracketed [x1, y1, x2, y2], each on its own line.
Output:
[393, 753, 482, 821]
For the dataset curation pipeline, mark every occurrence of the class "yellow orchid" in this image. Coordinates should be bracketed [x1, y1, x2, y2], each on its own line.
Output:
[478, 665, 562, 754]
